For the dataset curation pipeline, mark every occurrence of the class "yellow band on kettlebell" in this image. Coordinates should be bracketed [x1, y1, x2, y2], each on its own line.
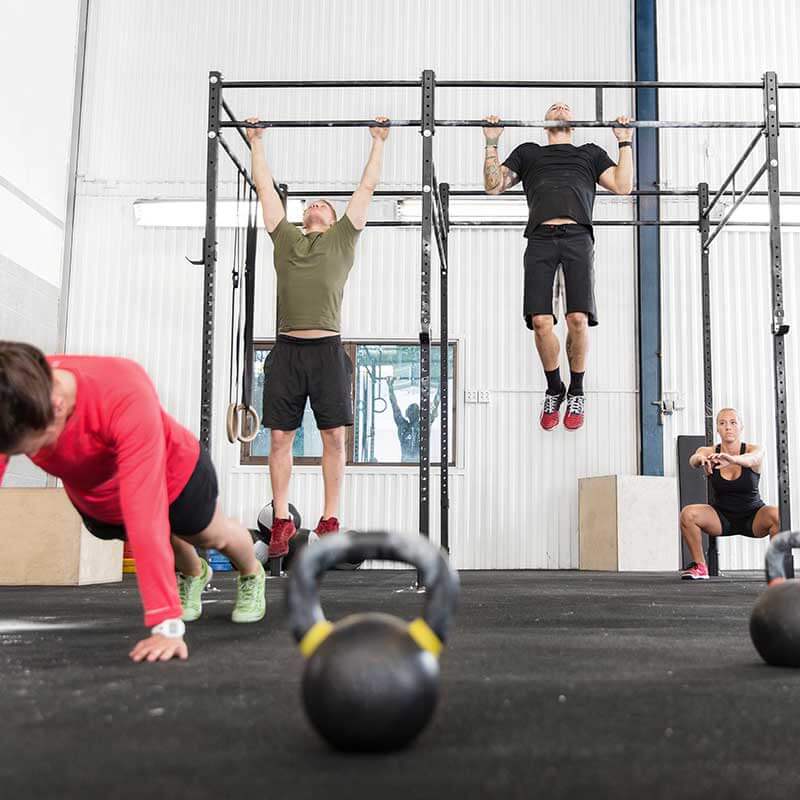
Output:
[407, 618, 443, 657]
[299, 620, 334, 658]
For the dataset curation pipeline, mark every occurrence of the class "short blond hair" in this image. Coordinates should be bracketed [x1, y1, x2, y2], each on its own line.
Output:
[716, 407, 742, 425]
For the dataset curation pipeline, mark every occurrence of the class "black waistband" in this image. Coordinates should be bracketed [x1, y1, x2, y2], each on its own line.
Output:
[534, 223, 591, 235]
[278, 334, 341, 346]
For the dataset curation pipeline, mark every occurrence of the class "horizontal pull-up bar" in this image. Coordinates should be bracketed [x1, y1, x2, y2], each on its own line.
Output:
[362, 219, 800, 229]
[270, 188, 800, 199]
[220, 120, 417, 129]
[437, 79, 800, 90]
[280, 188, 674, 198]
[450, 220, 698, 227]
[447, 189, 800, 198]
[221, 119, 799, 130]
[221, 80, 422, 89]
[358, 220, 800, 229]
[285, 190, 424, 197]
[216, 77, 800, 91]
[438, 119, 772, 129]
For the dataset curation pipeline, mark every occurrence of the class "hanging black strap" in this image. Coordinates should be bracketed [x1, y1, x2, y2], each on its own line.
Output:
[241, 187, 258, 407]
[229, 173, 243, 408]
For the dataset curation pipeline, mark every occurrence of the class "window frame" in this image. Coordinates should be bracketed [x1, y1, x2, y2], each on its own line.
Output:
[240, 339, 458, 468]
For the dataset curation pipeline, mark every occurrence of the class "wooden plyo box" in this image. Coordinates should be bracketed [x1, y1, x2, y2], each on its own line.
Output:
[579, 475, 680, 572]
[0, 488, 123, 586]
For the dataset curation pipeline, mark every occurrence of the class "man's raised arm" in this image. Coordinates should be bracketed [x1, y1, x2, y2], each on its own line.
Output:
[346, 116, 390, 231]
[598, 115, 634, 195]
[245, 117, 287, 233]
[483, 115, 520, 195]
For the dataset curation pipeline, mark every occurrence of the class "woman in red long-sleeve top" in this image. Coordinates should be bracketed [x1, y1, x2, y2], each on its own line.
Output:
[0, 341, 266, 662]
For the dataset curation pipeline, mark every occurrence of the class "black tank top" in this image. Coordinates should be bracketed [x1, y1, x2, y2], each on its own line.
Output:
[708, 443, 764, 515]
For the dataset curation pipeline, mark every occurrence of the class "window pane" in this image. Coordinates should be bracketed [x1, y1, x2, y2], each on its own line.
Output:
[353, 344, 455, 464]
[250, 347, 323, 459]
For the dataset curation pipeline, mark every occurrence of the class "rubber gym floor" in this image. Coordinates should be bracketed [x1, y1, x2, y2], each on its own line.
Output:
[1, 570, 797, 800]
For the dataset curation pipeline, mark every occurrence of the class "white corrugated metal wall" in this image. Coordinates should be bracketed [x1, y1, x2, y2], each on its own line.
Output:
[658, 0, 800, 569]
[65, 0, 637, 569]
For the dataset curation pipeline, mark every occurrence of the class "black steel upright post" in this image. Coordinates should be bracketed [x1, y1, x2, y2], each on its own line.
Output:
[439, 182, 450, 553]
[764, 72, 793, 576]
[201, 71, 222, 451]
[698, 182, 719, 576]
[698, 184, 714, 448]
[419, 70, 435, 550]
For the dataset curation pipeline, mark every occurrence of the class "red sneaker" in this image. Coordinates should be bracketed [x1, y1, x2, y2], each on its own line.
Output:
[269, 517, 297, 558]
[680, 562, 709, 581]
[563, 394, 585, 431]
[540, 387, 566, 431]
[314, 517, 340, 537]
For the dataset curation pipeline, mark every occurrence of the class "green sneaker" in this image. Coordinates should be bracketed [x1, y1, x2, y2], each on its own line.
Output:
[232, 563, 266, 623]
[177, 558, 212, 622]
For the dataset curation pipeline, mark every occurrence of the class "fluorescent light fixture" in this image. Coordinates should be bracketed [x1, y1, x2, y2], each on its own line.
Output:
[397, 197, 529, 223]
[133, 198, 305, 228]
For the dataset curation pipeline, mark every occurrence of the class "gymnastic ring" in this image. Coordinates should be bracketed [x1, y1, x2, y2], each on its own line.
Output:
[238, 404, 260, 443]
[374, 397, 387, 414]
[226, 403, 261, 444]
[226, 402, 238, 444]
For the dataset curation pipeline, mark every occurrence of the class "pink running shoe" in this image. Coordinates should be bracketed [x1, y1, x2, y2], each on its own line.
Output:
[680, 562, 709, 580]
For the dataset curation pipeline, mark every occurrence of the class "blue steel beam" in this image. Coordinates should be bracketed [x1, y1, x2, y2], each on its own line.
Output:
[635, 0, 663, 475]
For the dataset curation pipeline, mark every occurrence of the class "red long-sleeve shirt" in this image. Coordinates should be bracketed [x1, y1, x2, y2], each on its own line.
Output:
[0, 355, 200, 627]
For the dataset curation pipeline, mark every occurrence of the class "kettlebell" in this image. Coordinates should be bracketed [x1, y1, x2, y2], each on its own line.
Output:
[750, 530, 800, 667]
[286, 530, 459, 752]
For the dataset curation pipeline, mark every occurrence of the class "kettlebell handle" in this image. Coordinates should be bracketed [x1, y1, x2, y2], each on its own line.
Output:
[765, 530, 800, 583]
[286, 530, 459, 646]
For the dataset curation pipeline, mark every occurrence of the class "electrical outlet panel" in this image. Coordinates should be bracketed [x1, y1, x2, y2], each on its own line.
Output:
[465, 390, 478, 403]
[478, 390, 490, 404]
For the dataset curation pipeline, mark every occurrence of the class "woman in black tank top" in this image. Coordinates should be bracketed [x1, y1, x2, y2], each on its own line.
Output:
[678, 408, 780, 580]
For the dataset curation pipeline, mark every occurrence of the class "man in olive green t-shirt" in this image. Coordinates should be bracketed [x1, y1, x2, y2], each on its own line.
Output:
[246, 116, 390, 563]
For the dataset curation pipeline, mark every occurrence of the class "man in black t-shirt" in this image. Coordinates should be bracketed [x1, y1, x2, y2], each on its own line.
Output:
[483, 102, 633, 431]
[387, 377, 441, 462]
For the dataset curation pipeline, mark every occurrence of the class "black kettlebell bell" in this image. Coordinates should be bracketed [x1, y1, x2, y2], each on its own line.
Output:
[750, 531, 800, 667]
[286, 530, 459, 752]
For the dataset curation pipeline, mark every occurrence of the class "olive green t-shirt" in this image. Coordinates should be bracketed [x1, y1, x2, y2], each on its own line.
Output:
[269, 215, 361, 332]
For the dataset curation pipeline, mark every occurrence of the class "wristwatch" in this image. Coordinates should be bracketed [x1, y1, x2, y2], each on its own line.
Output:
[151, 618, 186, 638]
[618, 141, 632, 148]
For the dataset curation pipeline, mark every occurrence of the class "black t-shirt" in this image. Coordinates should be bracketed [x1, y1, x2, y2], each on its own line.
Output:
[503, 143, 615, 237]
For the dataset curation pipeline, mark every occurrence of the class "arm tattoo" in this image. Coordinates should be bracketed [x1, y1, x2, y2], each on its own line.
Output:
[484, 152, 502, 191]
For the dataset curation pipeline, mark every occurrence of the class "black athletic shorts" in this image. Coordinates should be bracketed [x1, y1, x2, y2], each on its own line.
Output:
[80, 447, 219, 541]
[262, 334, 353, 431]
[523, 224, 598, 329]
[713, 504, 765, 537]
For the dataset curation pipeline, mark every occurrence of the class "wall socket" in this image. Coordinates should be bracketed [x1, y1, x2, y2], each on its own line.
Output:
[465, 390, 491, 404]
